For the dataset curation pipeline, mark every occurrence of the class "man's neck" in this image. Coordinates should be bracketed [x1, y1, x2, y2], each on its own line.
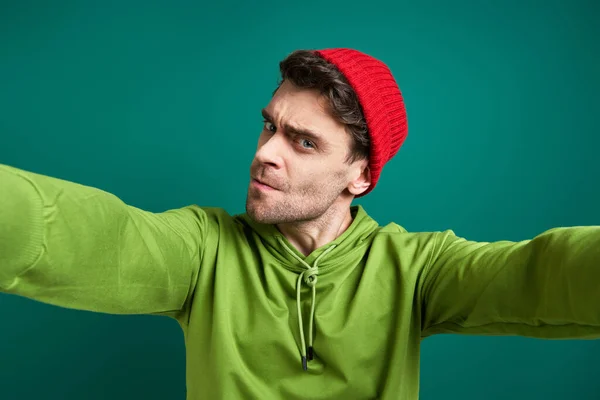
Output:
[276, 203, 354, 257]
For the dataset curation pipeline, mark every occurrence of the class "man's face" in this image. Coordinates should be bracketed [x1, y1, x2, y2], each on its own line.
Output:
[246, 80, 366, 224]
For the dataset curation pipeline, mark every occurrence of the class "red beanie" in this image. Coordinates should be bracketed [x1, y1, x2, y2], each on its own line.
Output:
[313, 48, 408, 197]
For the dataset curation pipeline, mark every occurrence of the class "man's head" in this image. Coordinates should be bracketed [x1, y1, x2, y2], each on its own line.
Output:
[246, 49, 407, 225]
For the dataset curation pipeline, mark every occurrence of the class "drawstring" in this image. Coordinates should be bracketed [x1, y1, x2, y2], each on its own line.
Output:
[277, 236, 337, 371]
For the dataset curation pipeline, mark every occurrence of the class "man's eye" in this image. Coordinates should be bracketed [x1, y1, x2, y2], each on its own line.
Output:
[263, 120, 276, 133]
[300, 139, 314, 149]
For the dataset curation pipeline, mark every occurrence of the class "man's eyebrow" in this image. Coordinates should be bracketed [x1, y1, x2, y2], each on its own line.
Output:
[261, 108, 324, 143]
[261, 108, 273, 122]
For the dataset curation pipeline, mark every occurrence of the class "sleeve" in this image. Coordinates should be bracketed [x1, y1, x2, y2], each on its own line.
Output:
[420, 227, 600, 339]
[0, 164, 206, 317]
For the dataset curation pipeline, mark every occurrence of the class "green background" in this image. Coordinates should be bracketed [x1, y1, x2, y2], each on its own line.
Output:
[1, 0, 599, 398]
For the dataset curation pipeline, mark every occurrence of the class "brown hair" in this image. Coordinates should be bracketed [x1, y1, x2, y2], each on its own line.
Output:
[274, 50, 370, 164]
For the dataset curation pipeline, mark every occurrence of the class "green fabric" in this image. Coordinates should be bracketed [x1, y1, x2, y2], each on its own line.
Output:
[279, 237, 338, 369]
[1, 163, 600, 399]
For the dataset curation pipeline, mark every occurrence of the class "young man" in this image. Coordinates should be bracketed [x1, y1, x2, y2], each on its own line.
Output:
[1, 48, 599, 399]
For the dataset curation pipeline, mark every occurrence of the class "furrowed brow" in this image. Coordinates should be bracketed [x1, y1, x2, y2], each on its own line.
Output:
[285, 125, 323, 143]
[261, 108, 272, 121]
[261, 108, 323, 143]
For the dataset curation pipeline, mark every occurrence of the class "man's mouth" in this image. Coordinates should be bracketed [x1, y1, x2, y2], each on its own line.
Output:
[251, 178, 277, 191]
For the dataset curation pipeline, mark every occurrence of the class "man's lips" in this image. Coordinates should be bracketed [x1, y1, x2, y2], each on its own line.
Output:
[251, 178, 278, 191]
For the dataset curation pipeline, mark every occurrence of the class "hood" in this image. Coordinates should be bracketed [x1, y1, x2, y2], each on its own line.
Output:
[237, 205, 380, 271]
[236, 205, 381, 371]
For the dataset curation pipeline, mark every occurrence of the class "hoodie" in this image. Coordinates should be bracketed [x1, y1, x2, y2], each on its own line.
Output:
[1, 163, 600, 399]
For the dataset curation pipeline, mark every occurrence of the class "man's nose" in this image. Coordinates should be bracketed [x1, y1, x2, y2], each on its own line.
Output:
[255, 133, 285, 169]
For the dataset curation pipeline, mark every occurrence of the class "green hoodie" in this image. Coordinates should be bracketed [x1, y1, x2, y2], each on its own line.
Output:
[1, 163, 600, 399]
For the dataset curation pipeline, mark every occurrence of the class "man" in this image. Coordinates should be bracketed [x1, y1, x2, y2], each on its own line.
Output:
[1, 48, 599, 399]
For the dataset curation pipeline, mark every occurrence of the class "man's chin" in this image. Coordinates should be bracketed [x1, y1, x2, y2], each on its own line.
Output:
[245, 197, 267, 223]
[245, 201, 283, 225]
[246, 209, 271, 224]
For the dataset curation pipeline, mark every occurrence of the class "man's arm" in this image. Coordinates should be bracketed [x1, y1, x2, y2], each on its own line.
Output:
[0, 164, 206, 317]
[420, 227, 600, 339]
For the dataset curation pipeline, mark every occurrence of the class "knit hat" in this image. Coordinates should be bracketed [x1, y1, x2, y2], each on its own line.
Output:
[313, 48, 408, 197]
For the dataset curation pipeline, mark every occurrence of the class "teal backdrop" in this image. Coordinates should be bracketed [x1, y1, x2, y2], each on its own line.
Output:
[1, 0, 599, 399]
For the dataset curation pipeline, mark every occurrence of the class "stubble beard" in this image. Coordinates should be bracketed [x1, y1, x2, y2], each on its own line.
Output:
[245, 183, 343, 225]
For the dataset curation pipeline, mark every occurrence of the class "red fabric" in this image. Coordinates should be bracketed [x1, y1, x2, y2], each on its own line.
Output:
[314, 48, 408, 197]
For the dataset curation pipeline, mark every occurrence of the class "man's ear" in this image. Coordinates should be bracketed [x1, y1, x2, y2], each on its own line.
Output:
[348, 163, 371, 196]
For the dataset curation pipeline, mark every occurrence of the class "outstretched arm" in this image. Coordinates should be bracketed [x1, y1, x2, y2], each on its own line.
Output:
[0, 164, 206, 317]
[420, 227, 600, 339]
